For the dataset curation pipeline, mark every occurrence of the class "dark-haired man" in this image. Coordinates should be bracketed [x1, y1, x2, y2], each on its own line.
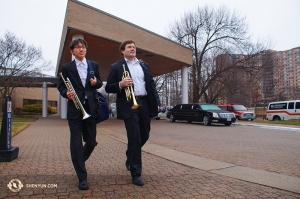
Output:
[105, 40, 160, 186]
[58, 38, 102, 190]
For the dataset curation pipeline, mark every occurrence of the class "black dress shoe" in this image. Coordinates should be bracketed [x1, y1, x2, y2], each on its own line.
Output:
[78, 180, 89, 190]
[125, 162, 130, 171]
[132, 176, 144, 186]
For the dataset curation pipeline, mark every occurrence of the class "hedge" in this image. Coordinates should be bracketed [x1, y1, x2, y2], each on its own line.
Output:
[22, 104, 57, 114]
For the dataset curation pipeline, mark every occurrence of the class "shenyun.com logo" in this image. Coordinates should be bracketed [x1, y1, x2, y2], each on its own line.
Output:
[7, 179, 24, 192]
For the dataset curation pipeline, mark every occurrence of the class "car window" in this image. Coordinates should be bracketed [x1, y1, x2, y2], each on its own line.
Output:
[233, 105, 247, 111]
[193, 105, 200, 109]
[182, 104, 192, 109]
[269, 103, 287, 110]
[288, 102, 294, 109]
[200, 104, 221, 110]
[296, 102, 300, 109]
[218, 106, 226, 110]
[173, 105, 181, 109]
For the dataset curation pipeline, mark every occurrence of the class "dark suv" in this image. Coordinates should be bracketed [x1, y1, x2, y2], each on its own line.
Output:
[166, 103, 236, 126]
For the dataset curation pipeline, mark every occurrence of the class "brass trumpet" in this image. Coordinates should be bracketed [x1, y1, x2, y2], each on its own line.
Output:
[122, 64, 139, 109]
[59, 72, 91, 120]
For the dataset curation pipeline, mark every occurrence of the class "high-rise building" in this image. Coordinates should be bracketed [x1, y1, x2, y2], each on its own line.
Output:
[216, 46, 300, 106]
[273, 46, 300, 100]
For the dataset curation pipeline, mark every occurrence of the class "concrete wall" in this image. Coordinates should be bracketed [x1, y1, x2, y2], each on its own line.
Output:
[9, 87, 58, 109]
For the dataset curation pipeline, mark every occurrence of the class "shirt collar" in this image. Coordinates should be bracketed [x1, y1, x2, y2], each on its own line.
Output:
[125, 57, 139, 64]
[74, 57, 87, 67]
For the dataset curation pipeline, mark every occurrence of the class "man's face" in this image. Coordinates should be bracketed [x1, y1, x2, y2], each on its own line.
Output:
[121, 43, 136, 59]
[70, 42, 86, 61]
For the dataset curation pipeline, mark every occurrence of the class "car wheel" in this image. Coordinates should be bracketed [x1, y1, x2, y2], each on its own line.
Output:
[155, 117, 160, 120]
[273, 116, 281, 121]
[169, 114, 175, 122]
[203, 115, 211, 126]
[225, 123, 232, 126]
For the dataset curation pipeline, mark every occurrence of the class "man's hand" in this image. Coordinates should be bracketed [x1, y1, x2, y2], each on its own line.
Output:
[67, 91, 76, 100]
[120, 77, 133, 88]
[90, 76, 97, 86]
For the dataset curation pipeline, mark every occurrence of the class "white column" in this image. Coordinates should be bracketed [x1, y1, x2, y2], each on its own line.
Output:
[61, 96, 67, 119]
[181, 66, 188, 104]
[42, 82, 48, 117]
[57, 91, 61, 115]
[60, 34, 84, 119]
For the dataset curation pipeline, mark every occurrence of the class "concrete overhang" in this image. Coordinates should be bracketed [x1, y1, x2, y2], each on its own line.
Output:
[0, 76, 59, 88]
[55, 0, 193, 80]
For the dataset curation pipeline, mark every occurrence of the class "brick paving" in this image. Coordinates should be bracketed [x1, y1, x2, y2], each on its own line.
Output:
[0, 115, 299, 198]
[149, 120, 300, 178]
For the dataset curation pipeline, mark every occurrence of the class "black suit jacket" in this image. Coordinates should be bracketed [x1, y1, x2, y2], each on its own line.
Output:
[58, 60, 102, 120]
[105, 59, 160, 119]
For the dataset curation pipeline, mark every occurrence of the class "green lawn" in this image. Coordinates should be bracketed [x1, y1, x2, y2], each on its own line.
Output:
[0, 115, 36, 137]
[0, 115, 36, 122]
[11, 124, 29, 136]
[240, 118, 300, 126]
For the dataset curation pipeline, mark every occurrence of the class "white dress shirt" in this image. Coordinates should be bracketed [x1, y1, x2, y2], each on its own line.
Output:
[125, 58, 147, 96]
[75, 57, 87, 87]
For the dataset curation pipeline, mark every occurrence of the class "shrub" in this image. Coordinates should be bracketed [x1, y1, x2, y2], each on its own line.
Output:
[22, 104, 57, 114]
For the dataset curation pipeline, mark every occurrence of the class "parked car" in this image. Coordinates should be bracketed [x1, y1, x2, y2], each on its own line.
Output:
[267, 100, 300, 121]
[166, 106, 174, 111]
[217, 104, 254, 121]
[110, 103, 117, 117]
[159, 106, 166, 113]
[166, 103, 236, 126]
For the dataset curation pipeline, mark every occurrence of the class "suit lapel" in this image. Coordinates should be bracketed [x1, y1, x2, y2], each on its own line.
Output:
[85, 64, 90, 87]
[121, 59, 132, 78]
[139, 60, 150, 83]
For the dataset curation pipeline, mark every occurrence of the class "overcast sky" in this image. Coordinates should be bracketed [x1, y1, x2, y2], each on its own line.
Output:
[1, 0, 299, 76]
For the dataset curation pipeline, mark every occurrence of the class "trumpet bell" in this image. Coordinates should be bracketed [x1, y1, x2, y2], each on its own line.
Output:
[132, 104, 139, 109]
[82, 113, 91, 120]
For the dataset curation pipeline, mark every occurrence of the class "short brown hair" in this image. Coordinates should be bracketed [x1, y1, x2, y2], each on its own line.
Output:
[119, 40, 135, 55]
[69, 38, 88, 50]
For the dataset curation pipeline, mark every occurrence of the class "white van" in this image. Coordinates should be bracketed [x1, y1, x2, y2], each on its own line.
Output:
[267, 100, 300, 120]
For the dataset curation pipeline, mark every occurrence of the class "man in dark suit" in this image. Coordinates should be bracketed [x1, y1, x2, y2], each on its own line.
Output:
[58, 38, 102, 190]
[105, 40, 160, 186]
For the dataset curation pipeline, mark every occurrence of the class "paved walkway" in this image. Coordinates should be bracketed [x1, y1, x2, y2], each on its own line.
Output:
[0, 115, 300, 198]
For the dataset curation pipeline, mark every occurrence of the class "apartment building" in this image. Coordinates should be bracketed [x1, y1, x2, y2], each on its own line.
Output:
[217, 46, 300, 105]
[273, 46, 300, 100]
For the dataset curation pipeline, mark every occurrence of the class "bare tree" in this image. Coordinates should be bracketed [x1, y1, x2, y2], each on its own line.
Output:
[0, 31, 51, 106]
[168, 5, 271, 103]
[154, 70, 183, 106]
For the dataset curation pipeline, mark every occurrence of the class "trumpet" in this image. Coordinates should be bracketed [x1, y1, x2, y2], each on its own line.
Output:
[122, 64, 139, 109]
[59, 72, 91, 120]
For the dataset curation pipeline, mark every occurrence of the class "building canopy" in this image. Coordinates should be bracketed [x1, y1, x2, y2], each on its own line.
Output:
[56, 0, 192, 80]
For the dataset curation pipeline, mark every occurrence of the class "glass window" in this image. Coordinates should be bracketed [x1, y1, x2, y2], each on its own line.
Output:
[193, 105, 200, 109]
[296, 102, 300, 109]
[218, 106, 226, 111]
[182, 104, 192, 109]
[200, 104, 221, 110]
[288, 102, 294, 109]
[269, 103, 287, 110]
[174, 105, 181, 109]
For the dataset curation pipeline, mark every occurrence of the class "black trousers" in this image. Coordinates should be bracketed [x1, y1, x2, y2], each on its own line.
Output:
[68, 101, 97, 182]
[124, 98, 151, 177]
